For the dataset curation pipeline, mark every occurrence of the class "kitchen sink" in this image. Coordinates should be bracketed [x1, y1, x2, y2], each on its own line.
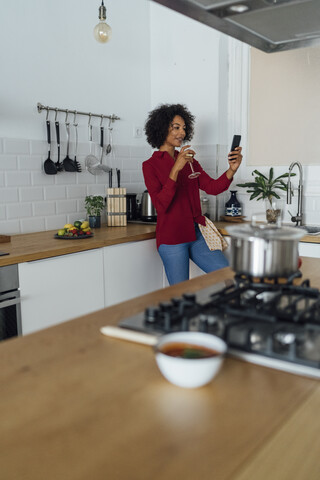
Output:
[297, 226, 320, 235]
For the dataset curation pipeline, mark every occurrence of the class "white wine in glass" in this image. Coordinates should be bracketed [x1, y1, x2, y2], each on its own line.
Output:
[186, 152, 200, 179]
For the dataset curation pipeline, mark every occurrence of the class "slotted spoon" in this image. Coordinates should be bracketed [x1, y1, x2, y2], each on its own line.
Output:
[63, 117, 77, 172]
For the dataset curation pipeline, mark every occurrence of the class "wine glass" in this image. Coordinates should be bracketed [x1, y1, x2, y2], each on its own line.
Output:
[186, 152, 200, 179]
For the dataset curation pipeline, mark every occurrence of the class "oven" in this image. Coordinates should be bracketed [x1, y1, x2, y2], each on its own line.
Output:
[0, 265, 22, 341]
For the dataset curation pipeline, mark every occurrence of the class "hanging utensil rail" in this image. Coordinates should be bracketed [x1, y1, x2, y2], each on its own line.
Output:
[37, 102, 120, 122]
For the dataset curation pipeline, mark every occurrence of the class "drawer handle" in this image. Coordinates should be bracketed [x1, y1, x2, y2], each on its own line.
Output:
[0, 297, 21, 309]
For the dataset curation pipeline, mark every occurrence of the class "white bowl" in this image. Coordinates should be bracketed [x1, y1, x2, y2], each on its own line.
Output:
[154, 332, 227, 389]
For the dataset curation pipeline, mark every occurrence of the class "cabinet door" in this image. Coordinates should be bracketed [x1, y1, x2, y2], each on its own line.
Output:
[19, 249, 104, 335]
[103, 239, 164, 306]
[299, 242, 320, 258]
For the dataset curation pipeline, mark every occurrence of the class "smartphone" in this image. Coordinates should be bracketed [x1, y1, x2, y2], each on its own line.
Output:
[230, 135, 241, 152]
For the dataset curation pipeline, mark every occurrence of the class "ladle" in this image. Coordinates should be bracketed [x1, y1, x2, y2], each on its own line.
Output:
[106, 118, 112, 155]
[43, 110, 57, 175]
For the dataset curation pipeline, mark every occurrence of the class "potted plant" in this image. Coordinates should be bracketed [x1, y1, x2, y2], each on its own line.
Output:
[237, 168, 295, 223]
[84, 195, 104, 228]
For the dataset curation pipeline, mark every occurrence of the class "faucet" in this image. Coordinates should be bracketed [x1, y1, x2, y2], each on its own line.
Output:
[287, 161, 303, 226]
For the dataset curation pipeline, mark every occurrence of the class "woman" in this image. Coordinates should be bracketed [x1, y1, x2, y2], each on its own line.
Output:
[142, 103, 242, 285]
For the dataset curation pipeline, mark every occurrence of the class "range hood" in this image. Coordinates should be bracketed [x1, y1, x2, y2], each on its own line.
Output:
[152, 0, 320, 53]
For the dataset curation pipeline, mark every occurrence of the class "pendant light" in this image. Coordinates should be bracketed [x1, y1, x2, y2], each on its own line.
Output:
[94, 1, 112, 44]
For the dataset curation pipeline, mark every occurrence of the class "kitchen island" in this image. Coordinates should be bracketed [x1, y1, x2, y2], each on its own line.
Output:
[0, 258, 319, 480]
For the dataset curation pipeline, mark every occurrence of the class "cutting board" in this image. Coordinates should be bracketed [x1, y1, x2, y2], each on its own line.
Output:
[220, 215, 246, 223]
[0, 235, 11, 243]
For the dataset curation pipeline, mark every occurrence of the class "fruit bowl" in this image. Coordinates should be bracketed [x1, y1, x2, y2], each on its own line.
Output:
[55, 220, 93, 239]
[54, 233, 94, 240]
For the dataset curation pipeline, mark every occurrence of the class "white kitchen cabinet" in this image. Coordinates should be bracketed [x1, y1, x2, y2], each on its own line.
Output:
[189, 261, 205, 279]
[299, 242, 320, 258]
[103, 239, 164, 306]
[18, 249, 104, 335]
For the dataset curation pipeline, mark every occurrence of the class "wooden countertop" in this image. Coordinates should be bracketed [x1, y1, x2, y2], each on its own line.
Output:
[217, 220, 320, 244]
[0, 258, 319, 480]
[0, 220, 318, 267]
[0, 223, 157, 266]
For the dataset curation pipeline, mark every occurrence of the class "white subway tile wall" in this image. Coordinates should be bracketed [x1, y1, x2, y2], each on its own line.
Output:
[1, 138, 319, 235]
[0, 138, 151, 234]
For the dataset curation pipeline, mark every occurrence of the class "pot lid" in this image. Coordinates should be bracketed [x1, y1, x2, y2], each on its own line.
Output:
[226, 223, 306, 241]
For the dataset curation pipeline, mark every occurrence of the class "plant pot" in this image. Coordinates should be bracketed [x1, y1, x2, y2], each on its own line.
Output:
[88, 216, 101, 228]
[265, 199, 283, 224]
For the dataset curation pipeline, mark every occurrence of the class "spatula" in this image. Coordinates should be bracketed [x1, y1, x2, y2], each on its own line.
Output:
[43, 119, 57, 175]
[63, 120, 77, 172]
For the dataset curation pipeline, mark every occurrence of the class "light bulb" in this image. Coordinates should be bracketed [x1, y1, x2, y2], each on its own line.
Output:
[94, 21, 112, 43]
[94, 1, 112, 44]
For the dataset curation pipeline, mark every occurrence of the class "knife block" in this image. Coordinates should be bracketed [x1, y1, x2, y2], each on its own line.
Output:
[106, 188, 127, 226]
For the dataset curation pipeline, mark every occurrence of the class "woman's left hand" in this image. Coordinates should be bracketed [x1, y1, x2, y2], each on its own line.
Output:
[226, 147, 242, 178]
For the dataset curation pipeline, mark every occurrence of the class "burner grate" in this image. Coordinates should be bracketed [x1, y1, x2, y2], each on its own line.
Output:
[119, 276, 320, 376]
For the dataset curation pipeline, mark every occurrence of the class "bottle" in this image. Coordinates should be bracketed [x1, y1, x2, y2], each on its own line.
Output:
[201, 196, 210, 218]
[225, 190, 242, 217]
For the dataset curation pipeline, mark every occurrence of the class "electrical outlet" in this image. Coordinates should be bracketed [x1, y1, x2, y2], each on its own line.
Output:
[133, 126, 143, 138]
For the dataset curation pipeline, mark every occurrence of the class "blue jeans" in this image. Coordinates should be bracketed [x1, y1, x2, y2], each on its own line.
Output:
[158, 224, 229, 285]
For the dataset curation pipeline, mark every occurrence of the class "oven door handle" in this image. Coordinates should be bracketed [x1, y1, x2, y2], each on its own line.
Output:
[0, 297, 21, 309]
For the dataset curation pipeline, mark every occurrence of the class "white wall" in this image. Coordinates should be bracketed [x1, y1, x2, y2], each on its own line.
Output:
[228, 40, 320, 227]
[0, 0, 153, 234]
[249, 46, 320, 167]
[0, 0, 151, 145]
[149, 3, 228, 146]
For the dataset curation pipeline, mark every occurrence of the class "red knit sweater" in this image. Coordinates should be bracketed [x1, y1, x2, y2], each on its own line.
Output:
[142, 150, 232, 249]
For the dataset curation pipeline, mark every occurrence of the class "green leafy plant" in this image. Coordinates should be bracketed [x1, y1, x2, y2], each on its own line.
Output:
[84, 195, 104, 217]
[237, 168, 295, 207]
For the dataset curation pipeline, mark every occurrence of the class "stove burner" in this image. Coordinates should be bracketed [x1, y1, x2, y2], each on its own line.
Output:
[274, 331, 296, 346]
[119, 276, 320, 377]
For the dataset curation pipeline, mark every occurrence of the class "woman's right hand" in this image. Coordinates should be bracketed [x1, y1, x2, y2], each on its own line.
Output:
[169, 145, 195, 181]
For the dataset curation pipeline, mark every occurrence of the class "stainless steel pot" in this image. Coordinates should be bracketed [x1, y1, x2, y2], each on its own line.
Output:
[141, 190, 157, 222]
[226, 223, 306, 277]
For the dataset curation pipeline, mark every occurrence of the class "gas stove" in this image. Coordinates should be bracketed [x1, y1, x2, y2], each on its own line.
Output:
[119, 273, 320, 378]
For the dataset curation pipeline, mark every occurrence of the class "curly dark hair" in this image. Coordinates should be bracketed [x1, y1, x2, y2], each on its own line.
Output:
[144, 103, 195, 149]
